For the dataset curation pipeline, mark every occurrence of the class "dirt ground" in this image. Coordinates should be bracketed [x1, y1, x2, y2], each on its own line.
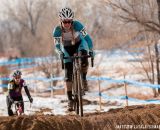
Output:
[0, 104, 160, 130]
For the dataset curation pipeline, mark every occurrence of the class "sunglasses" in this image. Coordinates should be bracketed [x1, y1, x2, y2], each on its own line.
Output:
[62, 21, 72, 24]
[14, 76, 21, 80]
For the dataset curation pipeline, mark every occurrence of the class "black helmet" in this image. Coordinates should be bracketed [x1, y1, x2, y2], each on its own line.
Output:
[12, 70, 22, 77]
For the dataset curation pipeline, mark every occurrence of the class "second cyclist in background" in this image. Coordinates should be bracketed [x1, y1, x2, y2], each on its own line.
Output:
[6, 70, 33, 116]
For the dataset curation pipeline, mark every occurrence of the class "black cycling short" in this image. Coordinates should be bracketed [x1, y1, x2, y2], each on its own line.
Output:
[6, 96, 24, 116]
[64, 40, 88, 81]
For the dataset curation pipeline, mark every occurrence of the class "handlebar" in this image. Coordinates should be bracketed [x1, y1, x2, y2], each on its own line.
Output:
[62, 55, 94, 68]
[13, 101, 30, 104]
[63, 55, 91, 59]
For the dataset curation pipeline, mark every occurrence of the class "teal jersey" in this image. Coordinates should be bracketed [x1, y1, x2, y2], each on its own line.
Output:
[53, 20, 93, 53]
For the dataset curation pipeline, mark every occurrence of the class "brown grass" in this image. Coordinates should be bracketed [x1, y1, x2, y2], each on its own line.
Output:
[0, 104, 160, 130]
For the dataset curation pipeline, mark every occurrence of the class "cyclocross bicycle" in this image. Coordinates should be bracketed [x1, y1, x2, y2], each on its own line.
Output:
[13, 100, 30, 116]
[64, 53, 94, 117]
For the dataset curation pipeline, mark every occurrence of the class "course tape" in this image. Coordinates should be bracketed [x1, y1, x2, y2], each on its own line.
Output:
[9, 64, 38, 70]
[24, 77, 64, 82]
[1, 76, 160, 89]
[0, 58, 34, 66]
[88, 76, 160, 89]
[96, 93, 160, 103]
[1, 76, 159, 103]
[0, 84, 8, 88]
[0, 77, 64, 82]
[46, 86, 64, 90]
[0, 56, 56, 66]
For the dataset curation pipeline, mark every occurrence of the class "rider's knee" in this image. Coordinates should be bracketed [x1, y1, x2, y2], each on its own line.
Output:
[81, 59, 89, 69]
[65, 71, 72, 82]
[81, 58, 89, 68]
[81, 66, 88, 73]
[65, 78, 72, 82]
[8, 109, 13, 116]
[64, 62, 73, 82]
[80, 50, 89, 67]
[80, 49, 87, 55]
[65, 81, 72, 91]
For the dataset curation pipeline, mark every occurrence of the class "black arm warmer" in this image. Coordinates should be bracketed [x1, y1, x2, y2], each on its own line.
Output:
[24, 86, 31, 98]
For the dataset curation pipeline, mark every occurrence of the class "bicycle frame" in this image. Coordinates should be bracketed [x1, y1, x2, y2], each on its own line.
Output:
[72, 55, 83, 116]
[64, 54, 93, 117]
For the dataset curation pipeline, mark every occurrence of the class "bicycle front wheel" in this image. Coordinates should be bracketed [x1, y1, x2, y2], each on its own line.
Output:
[72, 71, 79, 115]
[77, 73, 84, 117]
